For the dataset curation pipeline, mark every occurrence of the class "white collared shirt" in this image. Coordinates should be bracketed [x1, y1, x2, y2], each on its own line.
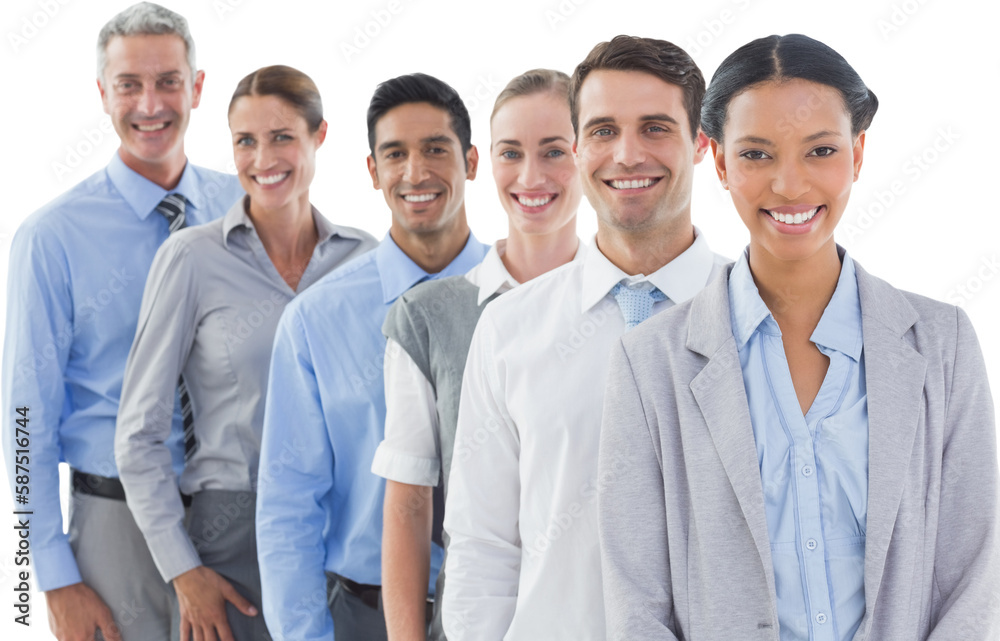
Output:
[442, 230, 728, 640]
[374, 239, 585, 485]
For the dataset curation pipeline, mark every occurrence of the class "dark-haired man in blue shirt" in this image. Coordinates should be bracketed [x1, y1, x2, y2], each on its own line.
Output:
[257, 73, 488, 641]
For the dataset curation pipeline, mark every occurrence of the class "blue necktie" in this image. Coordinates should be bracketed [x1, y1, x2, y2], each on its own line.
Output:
[155, 194, 198, 461]
[156, 193, 187, 232]
[611, 282, 668, 331]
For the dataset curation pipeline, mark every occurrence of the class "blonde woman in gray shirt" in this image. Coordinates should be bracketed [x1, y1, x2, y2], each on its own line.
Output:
[115, 65, 377, 641]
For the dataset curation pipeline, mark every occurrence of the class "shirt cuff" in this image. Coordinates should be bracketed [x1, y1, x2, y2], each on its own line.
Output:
[33, 540, 83, 592]
[144, 523, 202, 582]
[371, 443, 440, 487]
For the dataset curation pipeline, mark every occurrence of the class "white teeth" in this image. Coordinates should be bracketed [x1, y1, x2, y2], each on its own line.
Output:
[609, 178, 655, 190]
[767, 207, 819, 225]
[517, 195, 554, 208]
[403, 193, 439, 203]
[256, 172, 289, 185]
[136, 122, 167, 132]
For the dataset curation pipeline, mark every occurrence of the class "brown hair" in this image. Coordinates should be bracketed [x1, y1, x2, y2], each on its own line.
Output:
[490, 68, 571, 123]
[229, 65, 323, 133]
[569, 35, 705, 139]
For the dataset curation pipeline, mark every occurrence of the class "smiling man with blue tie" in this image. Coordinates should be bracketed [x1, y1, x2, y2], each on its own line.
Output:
[1, 4, 242, 640]
[441, 35, 729, 640]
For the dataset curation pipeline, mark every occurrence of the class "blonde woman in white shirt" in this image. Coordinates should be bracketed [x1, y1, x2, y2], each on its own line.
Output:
[372, 69, 583, 641]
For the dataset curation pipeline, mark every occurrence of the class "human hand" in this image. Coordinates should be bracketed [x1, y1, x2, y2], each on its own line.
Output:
[45, 582, 123, 641]
[174, 565, 258, 641]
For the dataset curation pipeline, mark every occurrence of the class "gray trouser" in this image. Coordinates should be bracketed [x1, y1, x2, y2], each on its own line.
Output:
[326, 572, 445, 641]
[430, 553, 446, 641]
[187, 489, 271, 641]
[326, 574, 389, 641]
[68, 491, 175, 641]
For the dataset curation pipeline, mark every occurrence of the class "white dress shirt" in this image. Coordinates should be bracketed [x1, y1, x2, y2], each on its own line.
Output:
[373, 239, 520, 485]
[442, 231, 728, 640]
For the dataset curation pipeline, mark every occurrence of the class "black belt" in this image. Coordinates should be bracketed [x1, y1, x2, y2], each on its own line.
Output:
[71, 470, 192, 507]
[337, 576, 381, 610]
[336, 576, 435, 622]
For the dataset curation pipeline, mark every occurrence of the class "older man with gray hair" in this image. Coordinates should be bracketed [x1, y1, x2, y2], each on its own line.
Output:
[2, 3, 242, 640]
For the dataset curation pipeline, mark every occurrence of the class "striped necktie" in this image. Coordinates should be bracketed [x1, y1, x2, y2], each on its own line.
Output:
[156, 193, 187, 233]
[155, 194, 198, 461]
[611, 282, 668, 331]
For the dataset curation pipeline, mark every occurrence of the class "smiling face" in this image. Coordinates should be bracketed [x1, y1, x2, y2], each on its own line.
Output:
[712, 78, 865, 264]
[229, 94, 326, 216]
[573, 69, 708, 237]
[98, 34, 203, 182]
[367, 102, 478, 238]
[490, 92, 581, 237]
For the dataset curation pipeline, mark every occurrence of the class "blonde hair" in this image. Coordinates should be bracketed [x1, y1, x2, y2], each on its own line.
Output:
[490, 68, 571, 123]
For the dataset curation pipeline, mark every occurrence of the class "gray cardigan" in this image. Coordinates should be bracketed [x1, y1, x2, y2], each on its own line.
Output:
[382, 274, 498, 500]
[598, 260, 999, 641]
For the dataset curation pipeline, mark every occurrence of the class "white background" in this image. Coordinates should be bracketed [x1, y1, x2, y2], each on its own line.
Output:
[1, 0, 997, 638]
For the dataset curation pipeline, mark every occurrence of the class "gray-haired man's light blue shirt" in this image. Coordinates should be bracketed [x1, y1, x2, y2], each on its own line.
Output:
[2, 153, 242, 590]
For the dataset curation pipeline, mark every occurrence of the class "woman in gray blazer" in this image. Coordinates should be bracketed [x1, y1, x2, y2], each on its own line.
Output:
[597, 34, 998, 641]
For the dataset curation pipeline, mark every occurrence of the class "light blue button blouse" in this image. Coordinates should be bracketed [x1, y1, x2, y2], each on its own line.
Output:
[728, 248, 868, 641]
[2, 153, 242, 590]
[257, 232, 489, 641]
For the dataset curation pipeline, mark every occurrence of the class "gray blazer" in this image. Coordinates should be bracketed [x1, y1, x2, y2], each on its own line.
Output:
[598, 261, 999, 641]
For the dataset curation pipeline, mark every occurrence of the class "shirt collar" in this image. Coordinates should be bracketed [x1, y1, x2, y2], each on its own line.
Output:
[811, 247, 863, 361]
[581, 227, 715, 313]
[221, 196, 367, 249]
[106, 151, 204, 221]
[728, 245, 863, 361]
[375, 231, 488, 305]
[469, 238, 587, 305]
[728, 249, 778, 348]
[469, 239, 519, 304]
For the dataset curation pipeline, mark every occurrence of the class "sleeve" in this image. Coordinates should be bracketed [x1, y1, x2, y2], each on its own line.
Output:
[441, 313, 522, 640]
[598, 340, 679, 640]
[371, 337, 440, 486]
[1, 221, 82, 591]
[926, 308, 1000, 639]
[256, 307, 336, 641]
[114, 237, 200, 581]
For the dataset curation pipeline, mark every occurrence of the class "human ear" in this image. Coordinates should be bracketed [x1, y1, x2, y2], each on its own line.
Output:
[465, 145, 479, 180]
[711, 139, 728, 190]
[367, 155, 379, 190]
[692, 130, 710, 165]
[852, 131, 865, 182]
[98, 78, 110, 115]
[315, 120, 328, 147]
[190, 70, 206, 109]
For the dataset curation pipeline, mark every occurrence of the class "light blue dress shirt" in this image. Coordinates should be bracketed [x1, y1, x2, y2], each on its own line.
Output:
[2, 152, 242, 591]
[257, 231, 489, 641]
[728, 248, 868, 641]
